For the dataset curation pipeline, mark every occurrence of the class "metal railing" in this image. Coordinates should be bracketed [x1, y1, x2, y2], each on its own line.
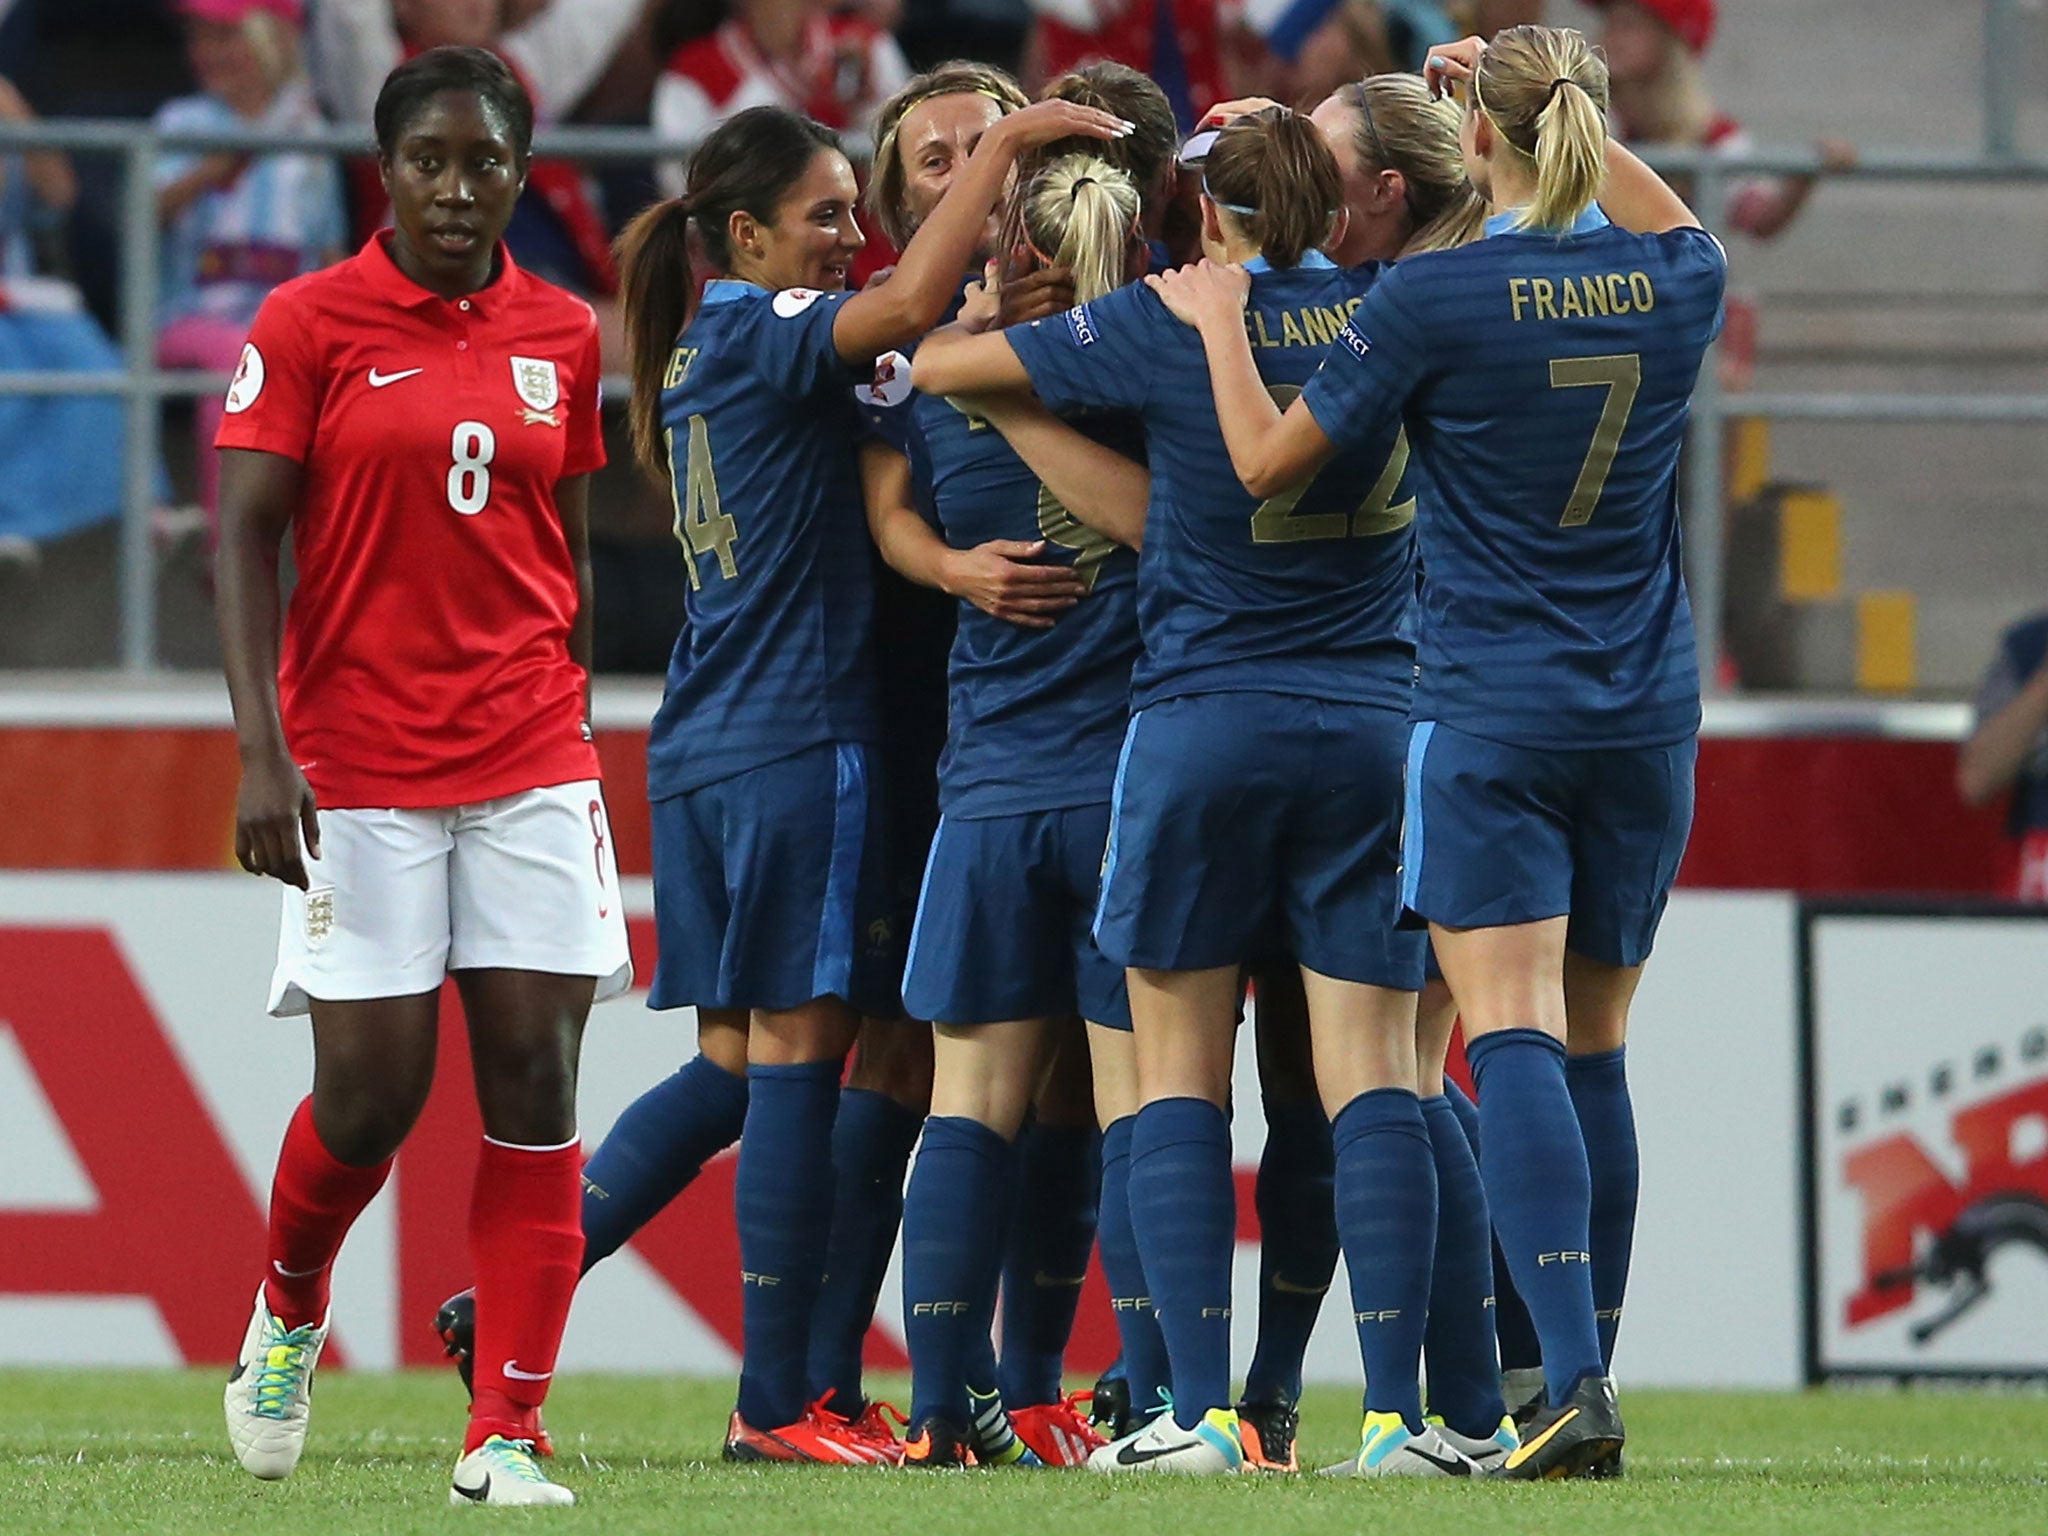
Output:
[0, 124, 2043, 681]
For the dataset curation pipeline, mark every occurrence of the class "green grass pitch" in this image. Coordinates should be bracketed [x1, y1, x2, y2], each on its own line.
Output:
[6, 1371, 2046, 1535]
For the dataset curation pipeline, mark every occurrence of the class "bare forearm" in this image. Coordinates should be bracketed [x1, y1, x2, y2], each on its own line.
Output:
[870, 499, 958, 593]
[215, 531, 290, 761]
[1600, 140, 1701, 235]
[1959, 672, 2048, 804]
[24, 150, 74, 212]
[1196, 313, 1288, 494]
[975, 397, 1147, 550]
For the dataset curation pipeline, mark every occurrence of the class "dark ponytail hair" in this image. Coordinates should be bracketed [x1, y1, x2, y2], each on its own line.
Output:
[615, 105, 844, 477]
[374, 45, 533, 167]
[1200, 106, 1343, 269]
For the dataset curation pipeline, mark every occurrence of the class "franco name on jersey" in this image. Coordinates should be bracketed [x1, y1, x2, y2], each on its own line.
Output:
[1507, 269, 1661, 323]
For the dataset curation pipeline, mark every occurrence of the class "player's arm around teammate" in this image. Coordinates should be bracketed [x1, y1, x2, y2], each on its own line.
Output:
[214, 46, 629, 1507]
[1160, 27, 1726, 1479]
[607, 94, 1127, 1467]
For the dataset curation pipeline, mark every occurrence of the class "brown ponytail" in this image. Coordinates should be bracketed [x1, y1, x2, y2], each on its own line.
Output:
[614, 198, 694, 480]
[613, 104, 844, 479]
[1200, 106, 1343, 269]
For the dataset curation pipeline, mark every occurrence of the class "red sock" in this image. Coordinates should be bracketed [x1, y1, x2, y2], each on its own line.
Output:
[263, 1097, 394, 1329]
[467, 1136, 585, 1452]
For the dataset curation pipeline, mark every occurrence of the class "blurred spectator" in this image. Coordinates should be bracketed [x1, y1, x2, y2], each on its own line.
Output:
[309, 0, 648, 124]
[1592, 0, 1854, 241]
[896, 0, 1030, 77]
[1957, 612, 2048, 901]
[1026, 0, 1226, 129]
[0, 73, 139, 556]
[652, 0, 911, 194]
[154, 0, 343, 537]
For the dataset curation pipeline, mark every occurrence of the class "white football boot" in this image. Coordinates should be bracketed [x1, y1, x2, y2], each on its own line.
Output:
[449, 1435, 576, 1507]
[1086, 1406, 1244, 1475]
[1318, 1412, 1478, 1478]
[224, 1285, 329, 1479]
[1430, 1414, 1521, 1472]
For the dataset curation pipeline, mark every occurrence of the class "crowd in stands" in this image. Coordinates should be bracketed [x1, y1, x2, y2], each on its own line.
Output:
[0, 0, 1843, 658]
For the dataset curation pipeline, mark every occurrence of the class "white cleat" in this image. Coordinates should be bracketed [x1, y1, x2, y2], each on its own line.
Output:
[224, 1285, 328, 1479]
[1431, 1414, 1520, 1472]
[450, 1436, 576, 1507]
[1319, 1413, 1477, 1478]
[1086, 1406, 1244, 1475]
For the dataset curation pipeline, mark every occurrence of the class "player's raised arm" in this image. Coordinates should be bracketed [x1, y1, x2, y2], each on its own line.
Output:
[1145, 260, 1338, 499]
[831, 98, 1133, 364]
[216, 447, 317, 890]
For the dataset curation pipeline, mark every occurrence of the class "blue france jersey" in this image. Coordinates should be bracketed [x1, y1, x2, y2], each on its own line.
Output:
[1302, 208, 1725, 749]
[647, 282, 876, 798]
[862, 340, 1141, 819]
[1009, 253, 1416, 713]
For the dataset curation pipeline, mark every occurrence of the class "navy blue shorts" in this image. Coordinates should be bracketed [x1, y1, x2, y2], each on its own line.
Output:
[901, 804, 1132, 1030]
[1095, 693, 1424, 989]
[1400, 722, 1697, 968]
[648, 743, 901, 1017]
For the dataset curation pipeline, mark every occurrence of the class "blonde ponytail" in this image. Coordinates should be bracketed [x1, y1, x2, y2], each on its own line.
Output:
[1473, 24, 1611, 233]
[1339, 74, 1487, 256]
[1022, 154, 1140, 302]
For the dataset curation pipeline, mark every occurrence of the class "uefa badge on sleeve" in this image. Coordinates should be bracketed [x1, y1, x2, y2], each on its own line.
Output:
[511, 356, 561, 427]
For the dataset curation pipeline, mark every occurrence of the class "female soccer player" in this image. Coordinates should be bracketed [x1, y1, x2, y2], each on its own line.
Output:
[916, 106, 1460, 1479]
[214, 46, 628, 1507]
[869, 150, 1148, 1470]
[1152, 25, 1726, 1480]
[613, 93, 1127, 1466]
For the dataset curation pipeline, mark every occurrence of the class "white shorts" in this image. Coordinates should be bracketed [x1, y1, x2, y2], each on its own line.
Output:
[268, 778, 633, 1017]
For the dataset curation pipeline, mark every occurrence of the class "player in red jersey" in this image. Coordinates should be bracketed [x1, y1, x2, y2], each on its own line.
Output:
[212, 46, 629, 1508]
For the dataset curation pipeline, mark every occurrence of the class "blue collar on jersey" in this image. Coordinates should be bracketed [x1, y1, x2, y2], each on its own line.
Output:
[1483, 202, 1611, 239]
[1242, 249, 1337, 275]
[700, 279, 771, 306]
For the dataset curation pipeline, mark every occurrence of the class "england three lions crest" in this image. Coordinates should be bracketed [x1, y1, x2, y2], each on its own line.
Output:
[511, 355, 561, 426]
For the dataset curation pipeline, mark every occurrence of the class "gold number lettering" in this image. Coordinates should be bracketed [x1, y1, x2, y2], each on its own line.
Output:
[667, 414, 739, 588]
[1251, 384, 1414, 543]
[1548, 353, 1641, 528]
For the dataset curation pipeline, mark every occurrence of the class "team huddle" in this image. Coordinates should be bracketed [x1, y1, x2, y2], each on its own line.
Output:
[212, 21, 1722, 1509]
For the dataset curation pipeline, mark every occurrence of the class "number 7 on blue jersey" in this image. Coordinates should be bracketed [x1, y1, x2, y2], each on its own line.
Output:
[1549, 353, 1642, 528]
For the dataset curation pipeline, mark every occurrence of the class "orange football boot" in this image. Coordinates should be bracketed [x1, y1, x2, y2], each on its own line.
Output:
[722, 1399, 899, 1465]
[1008, 1393, 1108, 1467]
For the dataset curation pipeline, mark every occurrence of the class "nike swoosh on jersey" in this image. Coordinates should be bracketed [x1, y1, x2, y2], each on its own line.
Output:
[502, 1361, 554, 1383]
[367, 367, 424, 388]
[272, 1259, 325, 1279]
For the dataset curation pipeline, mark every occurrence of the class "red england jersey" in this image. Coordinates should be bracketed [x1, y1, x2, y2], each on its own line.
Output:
[216, 232, 604, 810]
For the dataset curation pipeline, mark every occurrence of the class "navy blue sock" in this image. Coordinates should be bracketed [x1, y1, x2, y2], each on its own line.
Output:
[1466, 1029, 1602, 1406]
[1420, 1094, 1506, 1436]
[734, 1059, 842, 1429]
[1097, 1116, 1170, 1421]
[1242, 1099, 1336, 1408]
[1567, 1047, 1638, 1368]
[807, 1087, 925, 1413]
[998, 1122, 1100, 1408]
[903, 1116, 1012, 1427]
[579, 1055, 748, 1272]
[1332, 1088, 1435, 1431]
[1130, 1097, 1235, 1430]
[1444, 1080, 1540, 1372]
